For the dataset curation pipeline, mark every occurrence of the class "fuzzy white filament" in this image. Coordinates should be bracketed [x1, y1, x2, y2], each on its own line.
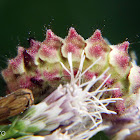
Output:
[60, 51, 122, 135]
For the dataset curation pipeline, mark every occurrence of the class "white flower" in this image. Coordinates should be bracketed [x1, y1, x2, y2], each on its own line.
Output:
[42, 51, 122, 139]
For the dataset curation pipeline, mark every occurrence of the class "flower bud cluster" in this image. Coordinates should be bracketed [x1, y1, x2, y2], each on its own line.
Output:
[2, 28, 140, 139]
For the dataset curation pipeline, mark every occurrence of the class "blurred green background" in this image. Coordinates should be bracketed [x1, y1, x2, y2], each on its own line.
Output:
[0, 0, 140, 139]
